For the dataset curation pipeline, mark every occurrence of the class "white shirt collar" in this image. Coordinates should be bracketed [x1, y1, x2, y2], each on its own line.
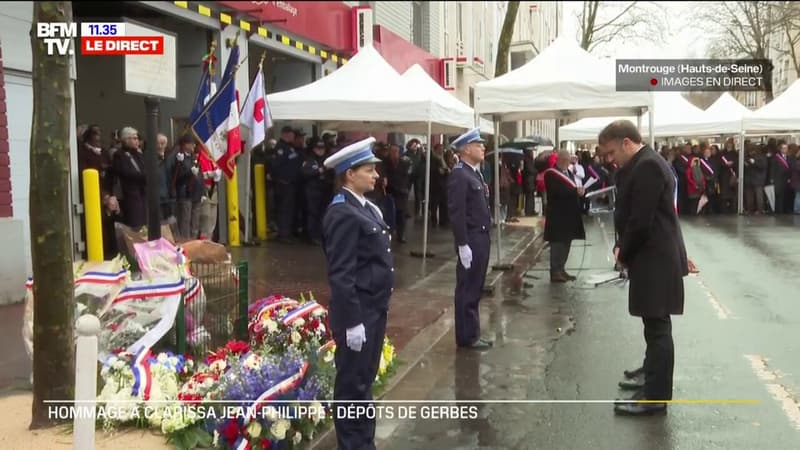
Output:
[464, 160, 481, 172]
[343, 187, 367, 206]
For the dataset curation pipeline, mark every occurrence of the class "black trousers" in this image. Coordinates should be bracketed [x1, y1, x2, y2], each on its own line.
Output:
[642, 316, 674, 401]
[305, 188, 325, 242]
[274, 182, 296, 239]
[774, 188, 786, 214]
[393, 195, 408, 239]
[454, 231, 490, 346]
[524, 190, 537, 216]
[333, 309, 388, 450]
[549, 241, 571, 275]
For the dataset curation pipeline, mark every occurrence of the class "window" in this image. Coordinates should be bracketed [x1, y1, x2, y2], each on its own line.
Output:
[412, 1, 423, 47]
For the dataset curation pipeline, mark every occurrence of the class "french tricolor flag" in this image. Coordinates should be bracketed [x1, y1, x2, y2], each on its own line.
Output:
[190, 44, 242, 180]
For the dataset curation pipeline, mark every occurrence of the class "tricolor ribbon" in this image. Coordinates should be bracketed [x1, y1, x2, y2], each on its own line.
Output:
[26, 270, 127, 289]
[234, 437, 250, 450]
[776, 153, 790, 170]
[131, 346, 153, 400]
[242, 361, 310, 426]
[184, 278, 202, 305]
[257, 299, 300, 321]
[545, 168, 577, 189]
[280, 302, 324, 326]
[588, 165, 600, 181]
[681, 155, 689, 163]
[673, 175, 679, 215]
[700, 159, 715, 176]
[113, 279, 186, 304]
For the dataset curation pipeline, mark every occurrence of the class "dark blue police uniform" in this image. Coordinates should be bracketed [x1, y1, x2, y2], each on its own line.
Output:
[323, 189, 394, 450]
[272, 138, 303, 240]
[447, 159, 492, 347]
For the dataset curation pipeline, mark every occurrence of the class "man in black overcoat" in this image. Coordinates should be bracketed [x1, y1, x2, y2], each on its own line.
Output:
[598, 120, 688, 416]
[544, 149, 586, 283]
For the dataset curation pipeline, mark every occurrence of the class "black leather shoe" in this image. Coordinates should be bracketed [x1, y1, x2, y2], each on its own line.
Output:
[550, 273, 569, 283]
[623, 367, 644, 379]
[614, 402, 667, 416]
[563, 272, 577, 281]
[618, 375, 644, 390]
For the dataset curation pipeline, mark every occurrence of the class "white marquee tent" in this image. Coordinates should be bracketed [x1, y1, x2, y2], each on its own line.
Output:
[266, 45, 466, 134]
[475, 37, 654, 265]
[559, 92, 706, 141]
[743, 80, 800, 133]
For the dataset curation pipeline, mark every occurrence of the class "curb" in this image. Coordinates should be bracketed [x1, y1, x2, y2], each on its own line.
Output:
[307, 227, 545, 450]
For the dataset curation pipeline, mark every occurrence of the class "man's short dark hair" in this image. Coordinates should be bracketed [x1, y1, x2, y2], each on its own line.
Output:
[597, 120, 642, 145]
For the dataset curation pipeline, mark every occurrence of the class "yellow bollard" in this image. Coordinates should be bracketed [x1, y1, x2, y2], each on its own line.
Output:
[227, 166, 240, 247]
[82, 169, 104, 261]
[254, 164, 267, 241]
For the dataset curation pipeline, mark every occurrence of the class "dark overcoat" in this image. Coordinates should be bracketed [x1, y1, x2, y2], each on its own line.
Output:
[615, 145, 688, 318]
[543, 168, 585, 243]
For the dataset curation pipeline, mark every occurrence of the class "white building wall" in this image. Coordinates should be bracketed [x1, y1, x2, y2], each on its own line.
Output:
[372, 1, 412, 41]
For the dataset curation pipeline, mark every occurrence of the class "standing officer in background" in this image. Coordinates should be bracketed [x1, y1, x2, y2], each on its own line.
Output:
[322, 137, 394, 450]
[544, 150, 586, 283]
[447, 127, 493, 351]
[302, 138, 334, 246]
[273, 126, 303, 243]
[598, 120, 688, 416]
[385, 143, 413, 243]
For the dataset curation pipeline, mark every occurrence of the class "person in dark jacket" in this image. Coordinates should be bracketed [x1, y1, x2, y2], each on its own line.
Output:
[112, 127, 147, 229]
[673, 144, 691, 215]
[301, 138, 334, 245]
[447, 128, 493, 351]
[429, 143, 451, 226]
[744, 143, 767, 214]
[791, 145, 800, 214]
[322, 137, 393, 450]
[385, 143, 413, 243]
[272, 126, 303, 243]
[522, 149, 539, 216]
[599, 120, 688, 416]
[544, 150, 586, 283]
[166, 134, 205, 240]
[718, 138, 739, 214]
[770, 142, 792, 214]
[78, 124, 119, 259]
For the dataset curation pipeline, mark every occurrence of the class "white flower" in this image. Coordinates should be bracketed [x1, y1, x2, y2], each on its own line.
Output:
[318, 324, 326, 334]
[157, 353, 168, 364]
[310, 402, 323, 425]
[112, 360, 126, 370]
[291, 331, 302, 344]
[312, 309, 325, 317]
[323, 350, 335, 363]
[203, 378, 215, 389]
[264, 406, 279, 421]
[245, 353, 262, 370]
[247, 420, 262, 438]
[293, 318, 305, 328]
[212, 430, 219, 447]
[292, 431, 302, 445]
[270, 419, 290, 440]
[168, 356, 179, 368]
[265, 319, 278, 333]
[107, 356, 118, 367]
[210, 360, 227, 373]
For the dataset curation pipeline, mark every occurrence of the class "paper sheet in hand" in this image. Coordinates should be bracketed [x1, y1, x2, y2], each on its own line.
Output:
[697, 194, 709, 214]
[585, 185, 615, 200]
[763, 185, 775, 212]
[583, 177, 598, 190]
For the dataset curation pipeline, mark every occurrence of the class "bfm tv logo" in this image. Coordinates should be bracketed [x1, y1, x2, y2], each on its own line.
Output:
[36, 22, 76, 56]
[36, 22, 164, 56]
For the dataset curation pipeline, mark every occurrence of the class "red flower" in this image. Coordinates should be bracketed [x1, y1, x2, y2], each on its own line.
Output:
[221, 419, 241, 443]
[259, 439, 272, 449]
[226, 340, 250, 355]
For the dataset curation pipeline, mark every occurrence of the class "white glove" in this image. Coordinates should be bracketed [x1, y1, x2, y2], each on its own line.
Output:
[201, 195, 208, 203]
[345, 323, 366, 352]
[191, 166, 199, 176]
[214, 168, 222, 182]
[458, 245, 472, 269]
[176, 152, 185, 162]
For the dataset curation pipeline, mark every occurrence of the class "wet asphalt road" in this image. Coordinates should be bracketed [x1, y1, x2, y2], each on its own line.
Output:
[377, 214, 800, 450]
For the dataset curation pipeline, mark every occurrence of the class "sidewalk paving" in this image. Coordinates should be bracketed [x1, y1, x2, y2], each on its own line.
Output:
[0, 218, 544, 449]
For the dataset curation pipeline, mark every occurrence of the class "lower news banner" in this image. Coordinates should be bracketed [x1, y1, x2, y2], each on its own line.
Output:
[47, 402, 480, 422]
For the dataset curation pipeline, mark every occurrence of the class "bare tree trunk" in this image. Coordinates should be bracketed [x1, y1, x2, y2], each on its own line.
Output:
[494, 1, 521, 78]
[580, 1, 600, 50]
[29, 1, 76, 429]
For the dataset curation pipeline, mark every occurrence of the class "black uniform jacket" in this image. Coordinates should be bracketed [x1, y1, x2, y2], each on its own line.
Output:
[615, 145, 688, 318]
[322, 189, 394, 333]
[446, 161, 492, 247]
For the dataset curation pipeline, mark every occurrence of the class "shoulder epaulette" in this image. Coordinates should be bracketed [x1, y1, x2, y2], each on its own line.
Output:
[330, 193, 345, 206]
[454, 162, 464, 169]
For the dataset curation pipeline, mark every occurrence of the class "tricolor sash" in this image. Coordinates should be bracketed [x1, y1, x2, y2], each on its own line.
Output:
[257, 299, 300, 322]
[131, 346, 153, 400]
[545, 168, 577, 189]
[241, 361, 310, 426]
[681, 155, 689, 163]
[113, 279, 186, 304]
[700, 159, 715, 176]
[673, 175, 679, 215]
[776, 153, 790, 170]
[280, 302, 324, 326]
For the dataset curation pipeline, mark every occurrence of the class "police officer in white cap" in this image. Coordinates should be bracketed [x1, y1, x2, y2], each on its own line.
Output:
[322, 137, 394, 450]
[447, 127, 494, 350]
